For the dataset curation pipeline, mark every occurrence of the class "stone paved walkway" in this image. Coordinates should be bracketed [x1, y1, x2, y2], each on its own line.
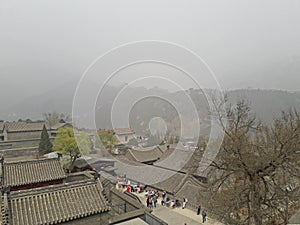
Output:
[135, 192, 223, 225]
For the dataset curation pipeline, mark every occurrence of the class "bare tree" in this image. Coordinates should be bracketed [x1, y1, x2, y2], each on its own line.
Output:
[207, 100, 300, 225]
[43, 111, 70, 128]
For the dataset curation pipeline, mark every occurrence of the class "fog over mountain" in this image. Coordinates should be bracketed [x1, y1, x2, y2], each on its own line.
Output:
[1, 0, 300, 125]
[1, 81, 299, 130]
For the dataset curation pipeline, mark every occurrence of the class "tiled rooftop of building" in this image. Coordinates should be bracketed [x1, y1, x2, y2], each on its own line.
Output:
[0, 121, 46, 132]
[0, 121, 71, 133]
[7, 180, 109, 225]
[125, 147, 163, 163]
[1, 158, 67, 188]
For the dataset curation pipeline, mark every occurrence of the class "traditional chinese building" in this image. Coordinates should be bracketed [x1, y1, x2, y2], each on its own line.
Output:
[0, 157, 156, 225]
[0, 121, 71, 159]
[0, 121, 71, 142]
[113, 128, 135, 144]
[0, 179, 110, 225]
[72, 157, 117, 175]
[0, 157, 66, 191]
[125, 147, 163, 165]
[97, 128, 135, 144]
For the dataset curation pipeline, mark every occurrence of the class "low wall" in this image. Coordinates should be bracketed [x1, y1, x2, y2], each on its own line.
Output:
[108, 188, 151, 224]
[0, 138, 55, 150]
[63, 213, 109, 225]
[110, 188, 145, 213]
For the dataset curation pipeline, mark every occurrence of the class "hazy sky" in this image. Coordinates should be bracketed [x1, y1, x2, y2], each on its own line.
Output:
[1, 0, 300, 107]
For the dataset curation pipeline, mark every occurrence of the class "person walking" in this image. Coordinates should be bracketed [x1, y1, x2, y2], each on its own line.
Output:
[148, 197, 153, 208]
[161, 197, 164, 206]
[182, 197, 188, 209]
[202, 210, 207, 223]
[197, 204, 201, 215]
[153, 196, 157, 208]
[162, 191, 166, 199]
[170, 200, 175, 208]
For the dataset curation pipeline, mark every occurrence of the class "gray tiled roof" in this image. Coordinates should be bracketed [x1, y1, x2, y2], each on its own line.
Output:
[2, 121, 47, 132]
[0, 121, 70, 132]
[155, 147, 176, 162]
[126, 147, 163, 163]
[2, 158, 67, 187]
[9, 180, 109, 225]
[151, 172, 207, 195]
[152, 172, 187, 194]
[115, 155, 146, 167]
[50, 122, 72, 130]
[175, 176, 209, 204]
[0, 193, 10, 225]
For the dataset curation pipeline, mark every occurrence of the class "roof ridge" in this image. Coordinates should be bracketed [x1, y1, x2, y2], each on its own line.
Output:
[173, 173, 189, 194]
[95, 178, 111, 210]
[157, 146, 164, 153]
[3, 158, 66, 188]
[0, 193, 10, 225]
[4, 157, 59, 165]
[186, 175, 207, 188]
[10, 179, 97, 197]
[173, 175, 208, 197]
[128, 149, 139, 161]
[8, 179, 110, 225]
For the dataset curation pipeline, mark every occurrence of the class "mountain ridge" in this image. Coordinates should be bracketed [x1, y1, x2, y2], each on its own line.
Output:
[1, 83, 299, 127]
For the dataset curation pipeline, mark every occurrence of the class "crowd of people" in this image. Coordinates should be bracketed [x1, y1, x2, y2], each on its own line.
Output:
[121, 182, 208, 223]
[122, 180, 145, 193]
[144, 189, 208, 223]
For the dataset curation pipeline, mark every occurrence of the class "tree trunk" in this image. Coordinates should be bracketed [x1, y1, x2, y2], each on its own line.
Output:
[249, 175, 263, 225]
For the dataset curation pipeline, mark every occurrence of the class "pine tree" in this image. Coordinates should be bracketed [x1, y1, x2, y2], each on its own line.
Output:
[38, 125, 53, 155]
